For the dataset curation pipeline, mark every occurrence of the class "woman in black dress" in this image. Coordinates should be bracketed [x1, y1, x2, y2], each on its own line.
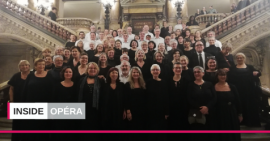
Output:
[74, 52, 88, 82]
[90, 43, 105, 64]
[67, 46, 81, 70]
[125, 67, 147, 141]
[21, 58, 55, 141]
[128, 39, 139, 65]
[203, 57, 218, 84]
[152, 51, 171, 83]
[216, 43, 235, 71]
[65, 34, 76, 48]
[228, 53, 261, 127]
[204, 37, 221, 56]
[157, 43, 169, 60]
[132, 49, 152, 81]
[52, 66, 78, 141]
[187, 66, 216, 141]
[194, 30, 206, 47]
[215, 69, 242, 141]
[141, 41, 152, 63]
[98, 53, 112, 80]
[147, 41, 156, 61]
[146, 64, 169, 141]
[63, 49, 71, 63]
[168, 62, 190, 141]
[186, 15, 199, 26]
[8, 60, 31, 141]
[180, 55, 194, 83]
[101, 68, 125, 140]
[183, 38, 195, 61]
[78, 62, 104, 141]
[177, 35, 185, 52]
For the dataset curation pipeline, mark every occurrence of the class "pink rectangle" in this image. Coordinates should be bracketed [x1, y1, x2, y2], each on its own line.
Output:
[7, 102, 10, 119]
[0, 130, 270, 133]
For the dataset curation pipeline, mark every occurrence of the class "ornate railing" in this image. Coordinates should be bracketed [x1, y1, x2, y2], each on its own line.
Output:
[0, 0, 76, 41]
[56, 18, 93, 29]
[0, 81, 9, 117]
[201, 0, 270, 38]
[195, 13, 229, 25]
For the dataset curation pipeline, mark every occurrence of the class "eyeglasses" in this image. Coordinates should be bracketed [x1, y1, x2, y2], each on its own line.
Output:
[151, 69, 160, 71]
[194, 71, 202, 74]
[196, 44, 203, 47]
[174, 67, 182, 70]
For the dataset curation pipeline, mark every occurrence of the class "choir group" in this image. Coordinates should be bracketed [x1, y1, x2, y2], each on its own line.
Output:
[8, 24, 262, 141]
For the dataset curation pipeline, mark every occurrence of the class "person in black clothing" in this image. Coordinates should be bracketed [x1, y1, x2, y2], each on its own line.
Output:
[51, 66, 78, 141]
[204, 37, 221, 56]
[189, 41, 212, 70]
[98, 53, 112, 80]
[8, 60, 31, 141]
[48, 7, 57, 21]
[21, 58, 55, 141]
[194, 30, 206, 47]
[157, 43, 169, 60]
[63, 48, 71, 63]
[78, 62, 104, 141]
[90, 44, 105, 64]
[107, 48, 119, 67]
[101, 68, 125, 140]
[203, 57, 218, 84]
[167, 62, 190, 141]
[128, 39, 139, 65]
[216, 43, 235, 71]
[48, 55, 64, 83]
[183, 38, 195, 62]
[124, 67, 147, 141]
[42, 48, 52, 59]
[168, 40, 184, 62]
[74, 53, 88, 82]
[153, 51, 171, 83]
[65, 34, 76, 48]
[215, 69, 242, 141]
[160, 21, 169, 38]
[186, 15, 199, 26]
[132, 49, 152, 81]
[180, 55, 194, 83]
[187, 66, 216, 141]
[114, 39, 122, 60]
[236, 0, 249, 11]
[195, 9, 201, 18]
[44, 55, 55, 71]
[141, 41, 153, 63]
[147, 41, 156, 61]
[177, 35, 185, 52]
[228, 53, 261, 127]
[146, 64, 169, 141]
[67, 46, 81, 70]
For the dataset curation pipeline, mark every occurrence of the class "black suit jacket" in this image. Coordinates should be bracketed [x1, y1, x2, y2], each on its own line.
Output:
[189, 52, 212, 70]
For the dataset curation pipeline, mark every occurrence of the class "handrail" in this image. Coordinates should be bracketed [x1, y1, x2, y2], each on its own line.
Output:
[0, 81, 8, 91]
[201, 0, 270, 38]
[56, 18, 93, 28]
[0, 0, 77, 40]
[195, 13, 229, 24]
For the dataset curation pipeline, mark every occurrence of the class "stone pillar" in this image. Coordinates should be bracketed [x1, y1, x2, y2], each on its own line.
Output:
[28, 0, 36, 11]
[167, 0, 177, 26]
[109, 1, 120, 30]
[98, 4, 105, 30]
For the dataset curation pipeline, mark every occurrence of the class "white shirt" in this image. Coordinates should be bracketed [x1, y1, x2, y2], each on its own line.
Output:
[114, 36, 124, 43]
[196, 51, 206, 69]
[206, 39, 222, 49]
[115, 65, 121, 74]
[167, 46, 172, 51]
[85, 32, 99, 42]
[150, 36, 164, 50]
[127, 34, 135, 42]
[144, 32, 154, 41]
[138, 40, 149, 50]
[84, 40, 98, 51]
[173, 24, 183, 31]
[96, 39, 103, 44]
[119, 73, 129, 84]
[122, 41, 130, 49]
[75, 38, 88, 46]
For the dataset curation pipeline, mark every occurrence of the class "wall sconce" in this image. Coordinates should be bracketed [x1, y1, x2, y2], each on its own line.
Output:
[100, 0, 117, 29]
[169, 0, 185, 19]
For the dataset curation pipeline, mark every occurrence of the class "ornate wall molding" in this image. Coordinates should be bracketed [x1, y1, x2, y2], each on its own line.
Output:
[0, 11, 64, 51]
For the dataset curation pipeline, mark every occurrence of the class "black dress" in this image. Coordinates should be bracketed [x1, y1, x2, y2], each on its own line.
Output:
[128, 49, 137, 65]
[8, 72, 32, 141]
[48, 67, 63, 83]
[146, 50, 156, 63]
[167, 77, 190, 141]
[124, 83, 147, 130]
[160, 27, 169, 38]
[90, 55, 100, 64]
[181, 69, 195, 83]
[228, 65, 261, 127]
[85, 50, 95, 62]
[183, 49, 196, 67]
[146, 79, 169, 141]
[21, 72, 54, 141]
[204, 45, 221, 56]
[177, 43, 184, 52]
[98, 65, 112, 77]
[216, 84, 241, 141]
[67, 59, 80, 70]
[73, 67, 86, 83]
[187, 81, 217, 141]
[51, 82, 78, 141]
[132, 61, 152, 81]
[114, 48, 122, 61]
[152, 61, 171, 84]
[216, 52, 235, 69]
[203, 71, 217, 85]
[45, 64, 55, 71]
[65, 42, 75, 48]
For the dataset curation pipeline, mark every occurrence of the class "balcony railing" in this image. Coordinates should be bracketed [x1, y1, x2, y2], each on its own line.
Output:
[195, 13, 229, 25]
[56, 18, 93, 29]
[200, 0, 270, 38]
[0, 0, 76, 41]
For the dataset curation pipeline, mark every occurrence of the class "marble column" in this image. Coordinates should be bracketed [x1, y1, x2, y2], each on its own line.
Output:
[98, 4, 105, 30]
[109, 1, 120, 30]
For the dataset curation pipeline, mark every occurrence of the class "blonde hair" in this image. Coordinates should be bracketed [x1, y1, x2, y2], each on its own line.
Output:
[42, 47, 52, 53]
[180, 55, 189, 64]
[18, 60, 30, 71]
[34, 58, 45, 66]
[134, 49, 146, 61]
[128, 67, 146, 89]
[85, 62, 100, 75]
[154, 51, 165, 60]
[158, 43, 168, 55]
[235, 52, 246, 60]
[98, 53, 108, 67]
[222, 42, 233, 52]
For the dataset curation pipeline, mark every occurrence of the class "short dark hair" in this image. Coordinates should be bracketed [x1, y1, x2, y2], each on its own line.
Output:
[70, 46, 82, 54]
[146, 35, 151, 37]
[60, 66, 74, 80]
[52, 7, 57, 10]
[215, 69, 227, 83]
[172, 49, 182, 56]
[148, 41, 156, 49]
[173, 62, 181, 69]
[106, 67, 120, 84]
[130, 39, 138, 47]
[115, 39, 122, 44]
[122, 48, 129, 53]
[79, 31, 85, 35]
[80, 52, 88, 58]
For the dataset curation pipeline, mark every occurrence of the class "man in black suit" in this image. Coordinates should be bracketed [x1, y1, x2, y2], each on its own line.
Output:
[190, 41, 212, 70]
